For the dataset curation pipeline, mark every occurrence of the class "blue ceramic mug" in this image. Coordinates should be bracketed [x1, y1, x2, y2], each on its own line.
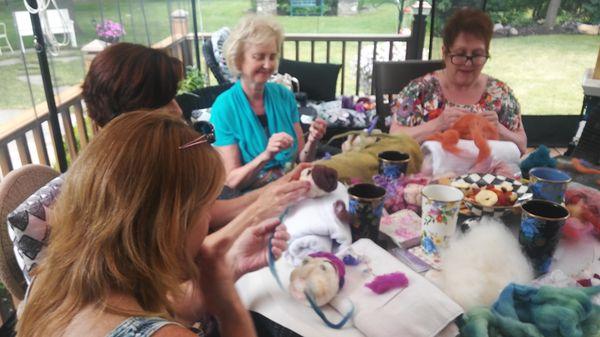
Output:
[529, 167, 571, 204]
[519, 199, 570, 275]
[348, 183, 386, 243]
[377, 151, 410, 180]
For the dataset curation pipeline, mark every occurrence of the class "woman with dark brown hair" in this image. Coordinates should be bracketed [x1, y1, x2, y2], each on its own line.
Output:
[82, 42, 184, 127]
[9, 42, 308, 288]
[389, 7, 527, 154]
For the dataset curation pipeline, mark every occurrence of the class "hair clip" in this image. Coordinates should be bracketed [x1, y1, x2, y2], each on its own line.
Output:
[179, 135, 210, 150]
[179, 121, 216, 150]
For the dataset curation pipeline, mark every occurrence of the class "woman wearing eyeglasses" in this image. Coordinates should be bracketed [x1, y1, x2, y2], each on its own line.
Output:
[390, 7, 527, 155]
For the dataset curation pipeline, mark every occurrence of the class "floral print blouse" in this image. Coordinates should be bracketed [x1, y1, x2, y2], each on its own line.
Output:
[390, 70, 521, 131]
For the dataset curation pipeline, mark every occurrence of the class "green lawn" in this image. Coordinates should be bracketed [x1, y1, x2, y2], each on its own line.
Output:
[0, 0, 597, 116]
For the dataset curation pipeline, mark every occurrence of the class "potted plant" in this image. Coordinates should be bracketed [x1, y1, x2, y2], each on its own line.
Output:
[95, 20, 125, 44]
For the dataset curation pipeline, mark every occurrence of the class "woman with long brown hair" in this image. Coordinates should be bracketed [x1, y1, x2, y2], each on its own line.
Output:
[17, 111, 256, 337]
[9, 42, 306, 288]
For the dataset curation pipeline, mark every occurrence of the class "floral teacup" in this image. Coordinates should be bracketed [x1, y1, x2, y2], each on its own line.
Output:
[420, 184, 463, 255]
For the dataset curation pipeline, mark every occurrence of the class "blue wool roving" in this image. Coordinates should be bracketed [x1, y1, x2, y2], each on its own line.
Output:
[520, 145, 557, 178]
[460, 283, 600, 337]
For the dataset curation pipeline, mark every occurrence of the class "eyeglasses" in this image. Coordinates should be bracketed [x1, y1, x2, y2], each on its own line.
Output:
[179, 121, 215, 150]
[448, 53, 489, 66]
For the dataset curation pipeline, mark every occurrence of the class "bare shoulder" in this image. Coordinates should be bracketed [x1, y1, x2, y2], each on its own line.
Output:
[152, 324, 199, 337]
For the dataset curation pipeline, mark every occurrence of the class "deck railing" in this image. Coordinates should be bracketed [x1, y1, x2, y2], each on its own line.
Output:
[0, 32, 419, 178]
[0, 35, 192, 178]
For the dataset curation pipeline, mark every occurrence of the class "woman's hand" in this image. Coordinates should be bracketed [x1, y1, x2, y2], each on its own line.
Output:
[251, 178, 310, 222]
[437, 107, 466, 131]
[263, 132, 294, 160]
[481, 110, 500, 126]
[308, 118, 327, 142]
[227, 218, 290, 279]
[195, 229, 257, 336]
[194, 233, 238, 316]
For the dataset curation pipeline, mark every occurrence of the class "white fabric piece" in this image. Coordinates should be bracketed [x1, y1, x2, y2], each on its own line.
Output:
[332, 240, 463, 337]
[284, 183, 352, 265]
[420, 139, 521, 178]
[236, 239, 463, 337]
[288, 234, 333, 262]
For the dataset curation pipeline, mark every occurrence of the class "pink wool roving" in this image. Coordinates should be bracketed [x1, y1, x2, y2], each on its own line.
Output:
[365, 272, 409, 294]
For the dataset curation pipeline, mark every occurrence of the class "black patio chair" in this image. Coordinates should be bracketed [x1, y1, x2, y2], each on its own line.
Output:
[572, 98, 600, 165]
[372, 60, 444, 132]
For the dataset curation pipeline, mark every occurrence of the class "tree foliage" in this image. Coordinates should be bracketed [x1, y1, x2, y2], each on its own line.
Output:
[433, 0, 600, 33]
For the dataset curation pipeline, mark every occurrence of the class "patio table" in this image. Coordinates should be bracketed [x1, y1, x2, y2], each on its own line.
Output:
[237, 181, 600, 337]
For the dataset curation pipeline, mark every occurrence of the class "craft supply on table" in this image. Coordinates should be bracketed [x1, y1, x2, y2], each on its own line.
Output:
[408, 246, 443, 270]
[237, 239, 463, 337]
[421, 139, 521, 178]
[563, 183, 600, 240]
[458, 283, 600, 337]
[519, 145, 557, 179]
[289, 252, 355, 329]
[379, 209, 422, 249]
[426, 217, 534, 311]
[389, 247, 430, 273]
[283, 182, 352, 265]
[373, 173, 430, 214]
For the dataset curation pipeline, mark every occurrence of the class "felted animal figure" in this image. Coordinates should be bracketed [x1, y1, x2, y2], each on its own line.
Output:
[428, 114, 499, 163]
[289, 252, 345, 307]
[299, 165, 339, 198]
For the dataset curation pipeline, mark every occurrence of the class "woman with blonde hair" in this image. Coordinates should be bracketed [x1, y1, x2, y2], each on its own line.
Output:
[210, 15, 327, 190]
[17, 111, 257, 337]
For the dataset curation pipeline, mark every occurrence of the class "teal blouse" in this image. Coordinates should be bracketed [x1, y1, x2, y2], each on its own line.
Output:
[210, 82, 300, 171]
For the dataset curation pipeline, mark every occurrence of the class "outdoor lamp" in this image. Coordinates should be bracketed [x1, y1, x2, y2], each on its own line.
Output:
[411, 0, 431, 16]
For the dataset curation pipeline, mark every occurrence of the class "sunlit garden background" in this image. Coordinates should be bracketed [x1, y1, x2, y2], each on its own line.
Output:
[0, 0, 598, 121]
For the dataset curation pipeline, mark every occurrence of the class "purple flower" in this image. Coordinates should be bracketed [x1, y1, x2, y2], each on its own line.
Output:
[96, 19, 125, 40]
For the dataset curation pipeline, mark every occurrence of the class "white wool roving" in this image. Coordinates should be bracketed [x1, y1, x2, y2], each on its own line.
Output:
[427, 217, 534, 311]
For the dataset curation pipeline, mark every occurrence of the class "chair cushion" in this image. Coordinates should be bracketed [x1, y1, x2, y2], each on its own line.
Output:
[210, 27, 235, 82]
[278, 59, 341, 101]
[203, 40, 230, 85]
[7, 175, 64, 284]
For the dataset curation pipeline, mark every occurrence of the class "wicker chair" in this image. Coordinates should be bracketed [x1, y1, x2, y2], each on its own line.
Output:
[0, 164, 59, 303]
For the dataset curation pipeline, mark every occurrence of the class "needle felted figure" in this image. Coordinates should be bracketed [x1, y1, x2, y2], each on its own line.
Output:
[289, 252, 345, 306]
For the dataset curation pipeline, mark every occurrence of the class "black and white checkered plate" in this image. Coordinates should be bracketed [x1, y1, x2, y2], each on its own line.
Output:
[452, 173, 532, 217]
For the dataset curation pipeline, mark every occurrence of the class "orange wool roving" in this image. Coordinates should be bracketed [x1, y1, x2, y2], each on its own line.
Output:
[428, 114, 499, 163]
